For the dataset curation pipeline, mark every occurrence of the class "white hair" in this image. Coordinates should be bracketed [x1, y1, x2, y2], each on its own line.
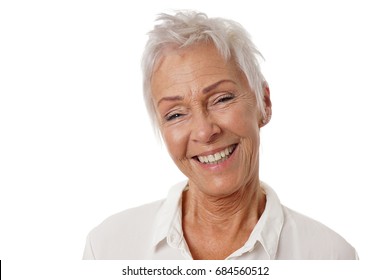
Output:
[141, 10, 267, 137]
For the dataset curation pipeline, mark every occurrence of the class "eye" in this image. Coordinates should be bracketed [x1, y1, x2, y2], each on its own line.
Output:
[165, 112, 183, 121]
[215, 93, 235, 104]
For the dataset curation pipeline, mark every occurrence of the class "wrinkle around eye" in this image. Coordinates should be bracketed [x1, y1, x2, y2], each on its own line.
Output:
[165, 112, 183, 121]
[162, 109, 191, 125]
[215, 93, 235, 104]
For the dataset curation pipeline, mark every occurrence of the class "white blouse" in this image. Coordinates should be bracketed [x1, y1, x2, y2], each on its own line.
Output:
[83, 181, 358, 260]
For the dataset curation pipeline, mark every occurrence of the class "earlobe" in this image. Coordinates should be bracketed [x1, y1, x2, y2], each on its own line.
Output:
[261, 114, 270, 124]
[260, 109, 272, 126]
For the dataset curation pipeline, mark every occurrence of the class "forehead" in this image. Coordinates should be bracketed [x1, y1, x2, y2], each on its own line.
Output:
[151, 43, 243, 97]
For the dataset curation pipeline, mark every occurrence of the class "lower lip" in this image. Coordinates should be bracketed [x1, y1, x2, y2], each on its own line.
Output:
[195, 145, 238, 171]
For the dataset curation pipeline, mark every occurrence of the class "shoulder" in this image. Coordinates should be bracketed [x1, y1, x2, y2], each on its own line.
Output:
[83, 181, 188, 259]
[89, 181, 187, 240]
[279, 206, 358, 259]
[92, 199, 164, 236]
[84, 199, 164, 259]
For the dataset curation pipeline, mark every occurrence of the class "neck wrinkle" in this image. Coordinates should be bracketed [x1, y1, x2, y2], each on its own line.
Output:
[183, 178, 266, 230]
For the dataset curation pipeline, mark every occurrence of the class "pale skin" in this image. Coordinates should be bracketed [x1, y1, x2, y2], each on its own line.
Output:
[151, 42, 272, 260]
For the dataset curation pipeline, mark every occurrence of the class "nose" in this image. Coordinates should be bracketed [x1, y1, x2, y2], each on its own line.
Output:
[191, 112, 221, 144]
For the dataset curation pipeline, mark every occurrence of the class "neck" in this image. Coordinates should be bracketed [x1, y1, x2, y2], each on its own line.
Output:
[183, 178, 266, 230]
[182, 177, 266, 260]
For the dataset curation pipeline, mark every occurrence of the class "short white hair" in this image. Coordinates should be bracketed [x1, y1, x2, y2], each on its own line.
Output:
[142, 10, 267, 137]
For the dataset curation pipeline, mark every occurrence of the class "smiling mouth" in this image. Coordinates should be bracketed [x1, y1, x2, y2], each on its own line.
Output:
[194, 144, 238, 165]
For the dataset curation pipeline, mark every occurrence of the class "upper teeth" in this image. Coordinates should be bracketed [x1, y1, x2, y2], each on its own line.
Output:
[197, 145, 235, 164]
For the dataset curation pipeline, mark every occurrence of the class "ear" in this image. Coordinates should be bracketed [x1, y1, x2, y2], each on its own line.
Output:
[259, 82, 272, 127]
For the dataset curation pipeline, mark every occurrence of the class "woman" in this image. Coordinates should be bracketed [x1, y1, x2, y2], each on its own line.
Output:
[83, 10, 357, 260]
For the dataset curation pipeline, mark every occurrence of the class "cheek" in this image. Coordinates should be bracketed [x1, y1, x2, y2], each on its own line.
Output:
[220, 105, 259, 137]
[162, 126, 188, 161]
[239, 137, 259, 166]
[222, 105, 260, 158]
[236, 118, 260, 174]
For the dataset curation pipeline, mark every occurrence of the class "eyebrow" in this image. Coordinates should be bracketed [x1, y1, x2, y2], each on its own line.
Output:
[202, 79, 236, 94]
[157, 79, 236, 107]
[157, 95, 184, 107]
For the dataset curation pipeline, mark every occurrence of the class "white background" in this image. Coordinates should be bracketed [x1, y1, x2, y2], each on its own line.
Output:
[1, 0, 389, 278]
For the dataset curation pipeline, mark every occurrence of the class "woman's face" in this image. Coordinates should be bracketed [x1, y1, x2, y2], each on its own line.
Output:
[151, 43, 263, 197]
